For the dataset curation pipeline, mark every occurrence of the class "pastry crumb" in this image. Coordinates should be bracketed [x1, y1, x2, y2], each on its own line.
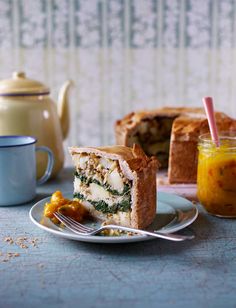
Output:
[4, 237, 14, 244]
[4, 236, 39, 249]
[1, 235, 40, 263]
[0, 252, 20, 262]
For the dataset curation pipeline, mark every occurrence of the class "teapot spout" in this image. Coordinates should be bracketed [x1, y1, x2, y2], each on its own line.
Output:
[57, 80, 73, 140]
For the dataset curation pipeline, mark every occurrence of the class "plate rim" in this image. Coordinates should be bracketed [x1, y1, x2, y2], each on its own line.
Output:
[29, 191, 198, 243]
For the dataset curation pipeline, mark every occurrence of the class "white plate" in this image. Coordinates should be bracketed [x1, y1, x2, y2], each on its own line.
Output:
[29, 192, 198, 244]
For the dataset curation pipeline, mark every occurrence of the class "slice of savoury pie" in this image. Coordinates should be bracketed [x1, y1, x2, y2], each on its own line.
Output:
[69, 144, 159, 229]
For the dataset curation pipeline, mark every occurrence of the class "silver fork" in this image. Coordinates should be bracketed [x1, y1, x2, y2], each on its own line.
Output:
[54, 212, 194, 241]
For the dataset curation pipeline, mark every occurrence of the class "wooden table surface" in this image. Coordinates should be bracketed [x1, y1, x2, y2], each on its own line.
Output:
[0, 168, 236, 308]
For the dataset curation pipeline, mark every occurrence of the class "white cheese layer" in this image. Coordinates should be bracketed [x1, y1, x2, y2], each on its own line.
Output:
[89, 183, 110, 200]
[99, 157, 115, 170]
[79, 155, 89, 169]
[106, 169, 124, 193]
[74, 177, 128, 207]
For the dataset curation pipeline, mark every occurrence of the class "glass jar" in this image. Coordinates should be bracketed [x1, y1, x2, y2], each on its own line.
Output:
[197, 132, 236, 217]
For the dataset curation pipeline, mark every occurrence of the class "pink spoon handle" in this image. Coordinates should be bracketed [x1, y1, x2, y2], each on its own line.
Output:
[202, 97, 220, 147]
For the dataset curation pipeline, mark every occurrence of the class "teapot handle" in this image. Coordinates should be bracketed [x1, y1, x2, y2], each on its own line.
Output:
[58, 80, 73, 140]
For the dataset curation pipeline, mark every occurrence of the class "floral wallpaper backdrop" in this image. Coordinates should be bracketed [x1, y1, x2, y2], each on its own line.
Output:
[0, 0, 235, 165]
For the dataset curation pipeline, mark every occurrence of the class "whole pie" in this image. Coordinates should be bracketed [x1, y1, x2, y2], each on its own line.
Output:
[115, 107, 236, 183]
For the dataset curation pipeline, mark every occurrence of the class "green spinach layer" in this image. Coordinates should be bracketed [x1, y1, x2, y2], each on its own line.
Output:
[74, 172, 131, 214]
[75, 172, 130, 196]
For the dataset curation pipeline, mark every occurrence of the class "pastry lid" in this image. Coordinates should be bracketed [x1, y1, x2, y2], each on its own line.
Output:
[0, 72, 50, 96]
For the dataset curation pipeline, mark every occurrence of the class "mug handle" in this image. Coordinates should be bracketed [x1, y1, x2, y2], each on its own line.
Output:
[36, 146, 54, 185]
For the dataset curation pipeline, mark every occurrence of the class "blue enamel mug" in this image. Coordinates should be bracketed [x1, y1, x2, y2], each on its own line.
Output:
[0, 136, 54, 206]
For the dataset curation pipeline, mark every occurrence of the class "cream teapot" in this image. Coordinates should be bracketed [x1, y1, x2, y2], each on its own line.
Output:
[0, 71, 72, 178]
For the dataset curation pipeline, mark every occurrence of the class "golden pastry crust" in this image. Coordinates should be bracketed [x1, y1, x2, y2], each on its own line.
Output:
[69, 144, 159, 229]
[115, 107, 202, 145]
[115, 107, 236, 183]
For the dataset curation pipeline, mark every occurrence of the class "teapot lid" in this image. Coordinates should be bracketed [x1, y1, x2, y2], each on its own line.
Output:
[0, 72, 50, 96]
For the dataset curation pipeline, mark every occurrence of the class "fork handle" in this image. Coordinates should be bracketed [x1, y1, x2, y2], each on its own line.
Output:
[100, 225, 194, 241]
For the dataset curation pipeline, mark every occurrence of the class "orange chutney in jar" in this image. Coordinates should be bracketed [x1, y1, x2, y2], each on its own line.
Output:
[197, 133, 236, 217]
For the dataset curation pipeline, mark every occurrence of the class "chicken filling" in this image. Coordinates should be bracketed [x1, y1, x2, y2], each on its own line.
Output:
[73, 154, 132, 215]
[128, 116, 175, 168]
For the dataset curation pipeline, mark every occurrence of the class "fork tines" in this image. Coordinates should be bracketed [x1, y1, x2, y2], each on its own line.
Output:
[54, 212, 93, 234]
